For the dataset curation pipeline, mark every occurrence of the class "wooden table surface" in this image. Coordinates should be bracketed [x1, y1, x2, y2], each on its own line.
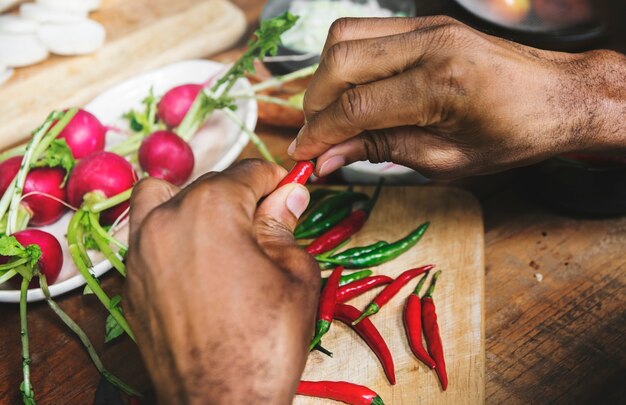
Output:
[1, 1, 625, 404]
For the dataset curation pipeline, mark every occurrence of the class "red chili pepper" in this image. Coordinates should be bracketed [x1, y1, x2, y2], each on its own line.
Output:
[422, 270, 447, 390]
[306, 181, 382, 255]
[353, 265, 434, 325]
[334, 303, 396, 385]
[297, 380, 385, 405]
[276, 160, 314, 188]
[403, 271, 436, 369]
[309, 265, 343, 350]
[336, 275, 393, 303]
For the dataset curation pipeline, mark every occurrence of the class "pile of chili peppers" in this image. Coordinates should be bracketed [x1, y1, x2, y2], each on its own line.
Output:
[278, 162, 449, 404]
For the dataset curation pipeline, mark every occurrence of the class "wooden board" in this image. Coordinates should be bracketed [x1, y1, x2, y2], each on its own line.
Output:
[297, 186, 485, 405]
[0, 0, 247, 149]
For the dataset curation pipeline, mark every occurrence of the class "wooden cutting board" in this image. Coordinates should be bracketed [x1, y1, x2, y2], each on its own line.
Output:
[297, 186, 485, 405]
[0, 0, 247, 149]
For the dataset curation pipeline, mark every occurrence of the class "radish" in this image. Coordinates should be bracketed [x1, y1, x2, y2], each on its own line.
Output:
[66, 151, 137, 224]
[138, 131, 195, 186]
[157, 84, 203, 128]
[0, 156, 68, 226]
[0, 229, 63, 286]
[53, 109, 106, 159]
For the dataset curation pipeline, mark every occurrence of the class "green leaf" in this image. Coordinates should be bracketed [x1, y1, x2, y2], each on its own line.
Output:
[109, 294, 122, 309]
[104, 313, 124, 343]
[23, 245, 42, 269]
[33, 139, 75, 184]
[0, 234, 26, 257]
[213, 12, 299, 91]
[122, 87, 160, 135]
[83, 284, 93, 295]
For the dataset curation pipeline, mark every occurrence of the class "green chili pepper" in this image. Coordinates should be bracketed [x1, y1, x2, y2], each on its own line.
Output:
[316, 241, 389, 270]
[317, 222, 430, 269]
[303, 189, 341, 216]
[295, 205, 352, 239]
[296, 191, 368, 235]
[321, 269, 373, 289]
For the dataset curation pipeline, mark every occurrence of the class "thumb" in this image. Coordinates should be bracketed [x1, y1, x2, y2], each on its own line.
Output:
[254, 183, 318, 280]
[129, 178, 179, 246]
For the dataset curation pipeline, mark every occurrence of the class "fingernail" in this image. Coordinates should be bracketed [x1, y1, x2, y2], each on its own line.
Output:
[286, 185, 310, 218]
[287, 139, 297, 156]
[319, 155, 346, 177]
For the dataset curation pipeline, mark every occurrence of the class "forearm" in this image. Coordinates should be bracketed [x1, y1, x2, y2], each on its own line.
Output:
[566, 49, 626, 153]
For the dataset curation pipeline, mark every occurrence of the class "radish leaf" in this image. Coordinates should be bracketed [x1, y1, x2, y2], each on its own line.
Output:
[34, 139, 75, 184]
[105, 313, 124, 343]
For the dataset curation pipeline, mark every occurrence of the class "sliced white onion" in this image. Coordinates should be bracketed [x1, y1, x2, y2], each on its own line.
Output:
[20, 3, 88, 23]
[37, 0, 101, 13]
[0, 33, 49, 67]
[0, 15, 40, 34]
[37, 19, 105, 56]
[0, 66, 14, 85]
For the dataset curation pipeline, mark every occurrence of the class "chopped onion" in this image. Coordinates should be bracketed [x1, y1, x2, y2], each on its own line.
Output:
[281, 0, 399, 54]
[0, 15, 39, 34]
[0, 33, 49, 67]
[37, 19, 105, 56]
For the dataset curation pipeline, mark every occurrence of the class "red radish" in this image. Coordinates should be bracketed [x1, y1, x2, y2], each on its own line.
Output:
[0, 156, 68, 226]
[53, 109, 107, 159]
[66, 151, 137, 224]
[0, 229, 64, 287]
[157, 84, 203, 128]
[138, 131, 194, 186]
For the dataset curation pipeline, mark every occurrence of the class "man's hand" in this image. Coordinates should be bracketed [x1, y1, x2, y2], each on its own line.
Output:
[123, 160, 319, 404]
[289, 17, 626, 179]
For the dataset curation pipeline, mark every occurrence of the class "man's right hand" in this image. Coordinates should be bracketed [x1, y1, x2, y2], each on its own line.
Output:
[289, 17, 626, 179]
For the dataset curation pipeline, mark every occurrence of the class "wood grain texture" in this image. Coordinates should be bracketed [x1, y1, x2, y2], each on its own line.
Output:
[0, 0, 246, 149]
[482, 189, 626, 405]
[297, 186, 485, 405]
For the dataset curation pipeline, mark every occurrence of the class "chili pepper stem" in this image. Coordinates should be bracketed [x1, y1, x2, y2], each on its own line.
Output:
[309, 320, 330, 351]
[364, 179, 384, 214]
[424, 270, 442, 298]
[352, 303, 380, 326]
[313, 344, 333, 358]
[413, 271, 430, 295]
[372, 396, 385, 405]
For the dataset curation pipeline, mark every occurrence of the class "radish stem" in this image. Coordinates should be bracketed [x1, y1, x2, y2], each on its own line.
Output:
[88, 212, 126, 277]
[67, 211, 135, 341]
[89, 188, 132, 214]
[38, 274, 142, 397]
[0, 143, 27, 163]
[238, 64, 317, 96]
[222, 108, 276, 163]
[241, 94, 303, 109]
[4, 109, 76, 234]
[0, 269, 17, 285]
[19, 275, 35, 404]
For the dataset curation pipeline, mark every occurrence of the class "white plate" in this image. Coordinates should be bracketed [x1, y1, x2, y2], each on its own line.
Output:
[341, 161, 430, 185]
[0, 59, 257, 302]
